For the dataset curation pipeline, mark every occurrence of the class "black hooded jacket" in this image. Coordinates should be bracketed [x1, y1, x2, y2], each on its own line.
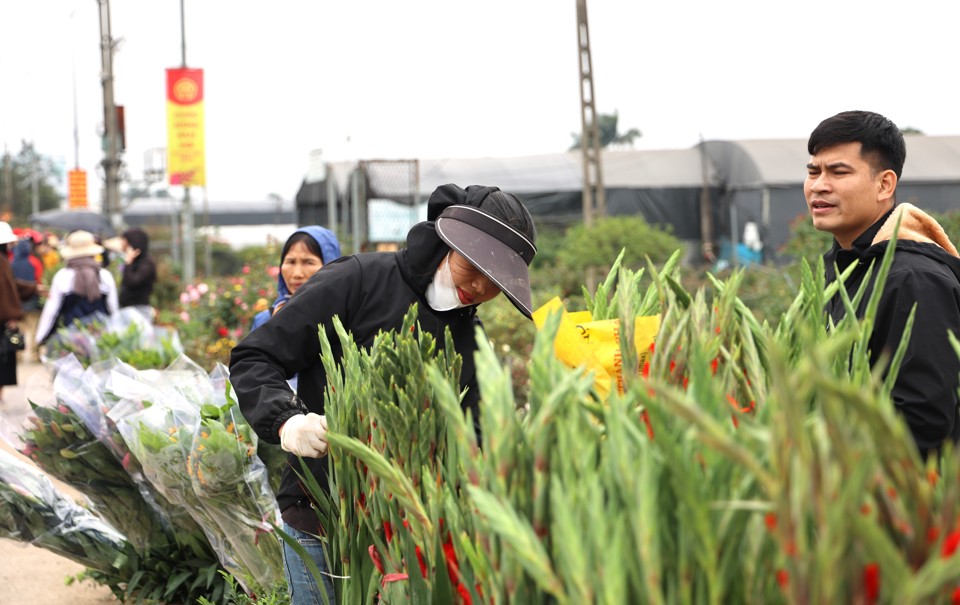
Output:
[824, 205, 960, 457]
[229, 188, 491, 532]
[119, 229, 156, 308]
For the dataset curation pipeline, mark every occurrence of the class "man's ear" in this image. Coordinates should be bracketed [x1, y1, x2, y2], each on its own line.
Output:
[878, 169, 898, 204]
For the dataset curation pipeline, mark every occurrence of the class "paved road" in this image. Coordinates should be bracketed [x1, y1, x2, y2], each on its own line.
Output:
[1, 357, 55, 437]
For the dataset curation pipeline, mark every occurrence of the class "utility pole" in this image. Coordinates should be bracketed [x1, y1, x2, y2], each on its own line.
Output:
[576, 0, 605, 228]
[72, 10, 80, 171]
[179, 0, 195, 285]
[97, 0, 123, 231]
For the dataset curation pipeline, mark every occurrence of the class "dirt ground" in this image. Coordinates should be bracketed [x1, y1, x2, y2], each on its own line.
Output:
[0, 358, 118, 605]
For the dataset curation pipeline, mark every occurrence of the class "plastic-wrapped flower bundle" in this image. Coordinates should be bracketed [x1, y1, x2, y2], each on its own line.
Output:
[0, 449, 131, 576]
[188, 398, 284, 589]
[10, 353, 233, 603]
[42, 308, 183, 370]
[17, 361, 168, 551]
[63, 355, 221, 560]
[114, 387, 240, 569]
[182, 360, 282, 588]
[114, 357, 283, 592]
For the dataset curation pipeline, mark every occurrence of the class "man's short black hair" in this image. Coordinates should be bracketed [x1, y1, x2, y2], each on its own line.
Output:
[807, 110, 907, 179]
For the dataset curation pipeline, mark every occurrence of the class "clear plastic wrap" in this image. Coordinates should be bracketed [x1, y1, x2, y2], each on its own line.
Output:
[160, 354, 219, 407]
[0, 449, 130, 574]
[188, 400, 284, 588]
[15, 359, 170, 552]
[69, 356, 216, 559]
[12, 350, 241, 602]
[40, 314, 103, 367]
[41, 308, 184, 370]
[114, 390, 249, 586]
[110, 360, 285, 592]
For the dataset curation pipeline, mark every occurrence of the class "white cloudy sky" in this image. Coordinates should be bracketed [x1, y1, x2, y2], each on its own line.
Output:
[1, 0, 957, 208]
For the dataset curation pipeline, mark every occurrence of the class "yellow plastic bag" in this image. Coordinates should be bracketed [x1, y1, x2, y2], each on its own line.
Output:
[532, 296, 660, 399]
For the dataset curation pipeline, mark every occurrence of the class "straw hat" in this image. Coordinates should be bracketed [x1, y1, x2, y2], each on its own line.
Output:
[0, 222, 17, 245]
[60, 230, 105, 260]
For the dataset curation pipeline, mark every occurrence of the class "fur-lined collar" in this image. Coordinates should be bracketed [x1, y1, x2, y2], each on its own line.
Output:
[872, 203, 959, 258]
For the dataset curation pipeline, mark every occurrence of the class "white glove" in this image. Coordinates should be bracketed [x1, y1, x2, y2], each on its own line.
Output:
[279, 413, 329, 458]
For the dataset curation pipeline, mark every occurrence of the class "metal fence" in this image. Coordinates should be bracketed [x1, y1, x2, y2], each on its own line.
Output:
[350, 159, 420, 253]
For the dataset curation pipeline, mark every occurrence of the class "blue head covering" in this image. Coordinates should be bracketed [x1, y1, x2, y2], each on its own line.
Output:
[251, 225, 341, 331]
[273, 225, 341, 305]
[11, 239, 37, 282]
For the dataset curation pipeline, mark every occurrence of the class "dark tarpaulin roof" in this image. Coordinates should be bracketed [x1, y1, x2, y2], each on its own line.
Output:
[317, 148, 716, 235]
[302, 135, 960, 250]
[701, 135, 960, 188]
[326, 147, 716, 200]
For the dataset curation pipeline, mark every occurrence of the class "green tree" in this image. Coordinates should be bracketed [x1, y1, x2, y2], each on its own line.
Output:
[569, 111, 641, 150]
[558, 215, 680, 271]
[533, 215, 682, 297]
[0, 141, 64, 222]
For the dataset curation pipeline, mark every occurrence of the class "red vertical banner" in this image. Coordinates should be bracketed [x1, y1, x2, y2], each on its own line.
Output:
[68, 169, 88, 208]
[166, 68, 206, 186]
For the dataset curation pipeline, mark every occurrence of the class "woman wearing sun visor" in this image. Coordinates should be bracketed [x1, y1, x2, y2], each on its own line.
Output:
[229, 183, 537, 605]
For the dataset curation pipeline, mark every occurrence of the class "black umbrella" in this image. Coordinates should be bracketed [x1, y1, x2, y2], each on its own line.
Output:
[29, 209, 116, 236]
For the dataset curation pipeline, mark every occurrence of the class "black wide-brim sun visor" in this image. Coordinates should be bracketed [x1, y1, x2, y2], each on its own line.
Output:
[435, 205, 537, 319]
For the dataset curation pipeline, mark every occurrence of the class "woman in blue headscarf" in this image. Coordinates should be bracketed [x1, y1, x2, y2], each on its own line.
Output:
[251, 226, 341, 331]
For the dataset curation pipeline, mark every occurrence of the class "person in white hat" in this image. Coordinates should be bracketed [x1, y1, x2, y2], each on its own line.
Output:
[35, 229, 119, 348]
[0, 222, 41, 403]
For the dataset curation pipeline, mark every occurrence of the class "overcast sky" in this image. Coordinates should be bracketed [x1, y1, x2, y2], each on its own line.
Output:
[1, 0, 957, 208]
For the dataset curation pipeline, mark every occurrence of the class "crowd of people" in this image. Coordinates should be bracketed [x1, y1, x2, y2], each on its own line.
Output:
[0, 225, 156, 403]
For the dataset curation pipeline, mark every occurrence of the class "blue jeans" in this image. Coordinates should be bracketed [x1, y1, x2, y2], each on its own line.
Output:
[281, 522, 337, 605]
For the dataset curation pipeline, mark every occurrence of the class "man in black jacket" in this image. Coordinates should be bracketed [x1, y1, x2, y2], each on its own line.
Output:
[806, 110, 960, 459]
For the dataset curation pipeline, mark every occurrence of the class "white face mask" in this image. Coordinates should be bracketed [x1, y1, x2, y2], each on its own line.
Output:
[426, 254, 468, 312]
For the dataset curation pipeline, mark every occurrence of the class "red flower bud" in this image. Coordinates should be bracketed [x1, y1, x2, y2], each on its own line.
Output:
[764, 513, 777, 532]
[863, 562, 880, 604]
[942, 530, 960, 558]
[776, 569, 789, 590]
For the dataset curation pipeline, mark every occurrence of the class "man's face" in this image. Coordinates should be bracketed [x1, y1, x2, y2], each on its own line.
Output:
[804, 141, 895, 249]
